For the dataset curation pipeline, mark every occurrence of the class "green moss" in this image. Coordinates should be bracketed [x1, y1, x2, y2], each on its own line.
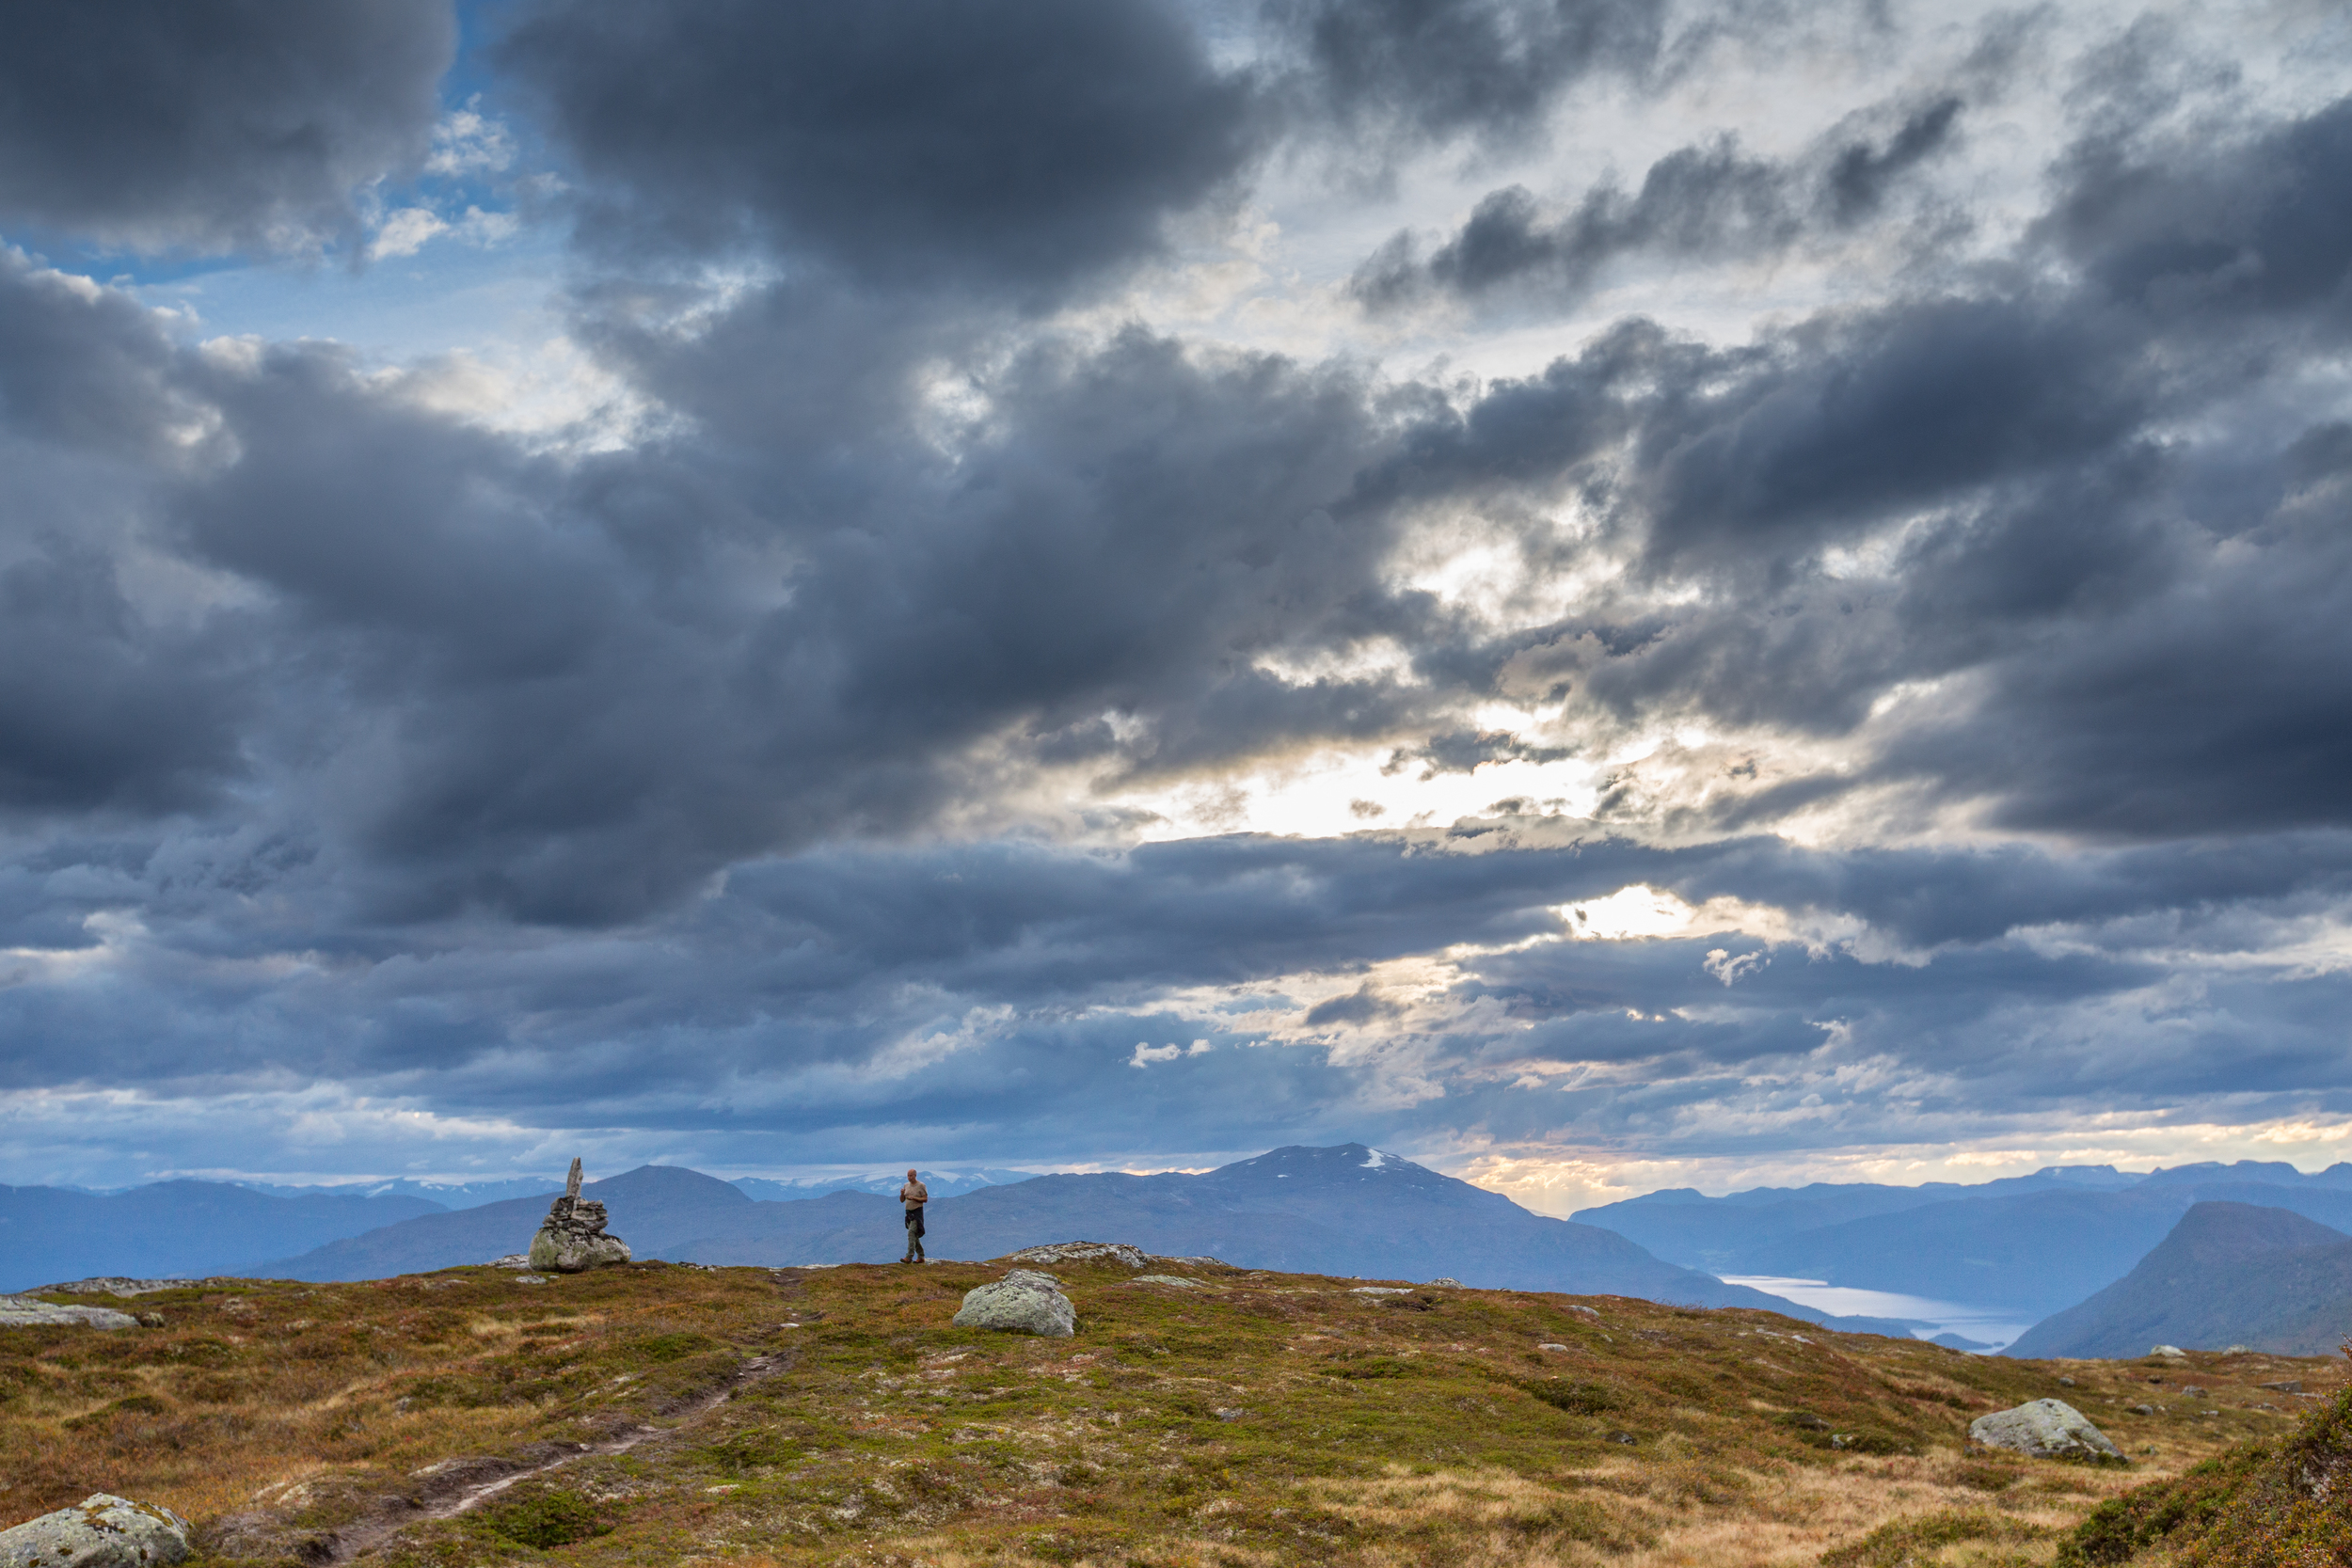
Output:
[1517, 1376, 1625, 1415]
[473, 1488, 612, 1549]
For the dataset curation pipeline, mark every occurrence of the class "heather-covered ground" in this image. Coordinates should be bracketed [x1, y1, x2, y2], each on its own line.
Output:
[3, 1259, 2340, 1566]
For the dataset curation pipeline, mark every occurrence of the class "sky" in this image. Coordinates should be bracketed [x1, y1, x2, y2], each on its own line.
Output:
[4, 0, 2352, 1216]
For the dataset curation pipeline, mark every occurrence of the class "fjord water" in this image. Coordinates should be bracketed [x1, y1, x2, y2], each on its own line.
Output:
[1721, 1274, 2034, 1350]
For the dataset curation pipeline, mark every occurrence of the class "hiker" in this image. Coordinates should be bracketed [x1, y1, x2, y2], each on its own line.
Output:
[899, 1168, 929, 1262]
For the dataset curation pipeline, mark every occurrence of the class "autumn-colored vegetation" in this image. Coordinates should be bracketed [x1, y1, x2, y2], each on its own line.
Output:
[2, 1258, 2341, 1566]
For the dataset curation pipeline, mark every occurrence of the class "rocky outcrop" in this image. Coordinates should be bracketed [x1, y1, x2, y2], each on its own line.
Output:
[953, 1268, 1076, 1337]
[1969, 1400, 2122, 1461]
[1008, 1242, 1148, 1270]
[527, 1160, 632, 1274]
[0, 1297, 137, 1330]
[0, 1494, 192, 1568]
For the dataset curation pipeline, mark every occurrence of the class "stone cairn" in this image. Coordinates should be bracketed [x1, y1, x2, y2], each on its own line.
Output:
[527, 1159, 633, 1273]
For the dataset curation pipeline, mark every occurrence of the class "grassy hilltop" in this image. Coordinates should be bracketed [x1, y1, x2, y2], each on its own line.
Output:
[3, 1257, 2344, 1567]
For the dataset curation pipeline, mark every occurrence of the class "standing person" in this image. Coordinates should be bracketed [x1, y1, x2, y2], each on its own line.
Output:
[898, 1168, 929, 1263]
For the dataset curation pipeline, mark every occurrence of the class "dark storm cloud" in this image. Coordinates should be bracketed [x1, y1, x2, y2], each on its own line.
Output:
[2042, 93, 2352, 325]
[0, 543, 248, 816]
[496, 0, 1258, 296]
[1351, 97, 1962, 310]
[138, 319, 1440, 924]
[0, 0, 453, 250]
[0, 256, 250, 816]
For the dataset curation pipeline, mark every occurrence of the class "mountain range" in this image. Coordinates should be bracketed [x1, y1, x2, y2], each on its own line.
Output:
[1574, 1161, 2352, 1320]
[2006, 1201, 2352, 1357]
[251, 1146, 1918, 1335]
[22, 1151, 2352, 1358]
[0, 1181, 443, 1291]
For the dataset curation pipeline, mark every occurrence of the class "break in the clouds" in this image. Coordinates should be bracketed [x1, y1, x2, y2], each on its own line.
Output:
[2, 0, 2350, 1204]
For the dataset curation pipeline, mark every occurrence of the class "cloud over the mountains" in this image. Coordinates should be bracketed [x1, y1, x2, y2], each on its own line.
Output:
[0, 0, 2348, 1187]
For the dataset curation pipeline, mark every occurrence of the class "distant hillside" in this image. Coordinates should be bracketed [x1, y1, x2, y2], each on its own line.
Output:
[1575, 1162, 2352, 1319]
[236, 1177, 564, 1210]
[258, 1165, 751, 1279]
[1574, 1166, 2137, 1274]
[0, 1181, 445, 1291]
[730, 1167, 1034, 1202]
[2006, 1201, 2352, 1357]
[260, 1145, 1915, 1331]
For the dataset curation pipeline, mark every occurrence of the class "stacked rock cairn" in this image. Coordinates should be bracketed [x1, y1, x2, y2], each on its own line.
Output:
[527, 1158, 633, 1273]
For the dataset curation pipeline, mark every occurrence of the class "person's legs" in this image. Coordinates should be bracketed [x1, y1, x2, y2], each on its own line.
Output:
[912, 1208, 926, 1262]
[902, 1210, 917, 1263]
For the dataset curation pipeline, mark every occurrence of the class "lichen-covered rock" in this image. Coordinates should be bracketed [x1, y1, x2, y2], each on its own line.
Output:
[0, 1494, 192, 1568]
[1131, 1275, 1202, 1289]
[953, 1269, 1076, 1337]
[0, 1297, 137, 1330]
[1970, 1399, 2122, 1461]
[526, 1220, 631, 1273]
[1008, 1242, 1148, 1269]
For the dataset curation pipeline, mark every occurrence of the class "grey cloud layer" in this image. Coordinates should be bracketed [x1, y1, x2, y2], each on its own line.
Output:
[1352, 94, 1964, 310]
[0, 2, 2348, 1175]
[498, 0, 1259, 296]
[0, 0, 453, 251]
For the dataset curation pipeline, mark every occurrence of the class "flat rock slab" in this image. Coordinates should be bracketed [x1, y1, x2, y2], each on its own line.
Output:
[1131, 1275, 1203, 1289]
[0, 1494, 191, 1568]
[32, 1279, 206, 1298]
[1009, 1242, 1149, 1270]
[954, 1269, 1076, 1337]
[1970, 1399, 2122, 1461]
[0, 1297, 137, 1330]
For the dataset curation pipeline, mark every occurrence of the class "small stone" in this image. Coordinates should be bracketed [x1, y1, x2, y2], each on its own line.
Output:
[2058, 1376, 2075, 1386]
[0, 1494, 192, 1568]
[1430, 1277, 1462, 1287]
[2148, 1344, 2186, 1358]
[1607, 1432, 1637, 1445]
[2131, 1403, 2157, 1416]
[1969, 1400, 2122, 1461]
[135, 1313, 166, 1328]
[1213, 1407, 1246, 1421]
[1131, 1275, 1202, 1289]
[2183, 1386, 2206, 1399]
[2224, 1344, 2250, 1354]
[2258, 1380, 2304, 1394]
[1537, 1343, 1569, 1352]
[953, 1269, 1076, 1338]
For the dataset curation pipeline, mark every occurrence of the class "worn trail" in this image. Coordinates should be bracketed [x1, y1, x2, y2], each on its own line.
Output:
[299, 1353, 790, 1564]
